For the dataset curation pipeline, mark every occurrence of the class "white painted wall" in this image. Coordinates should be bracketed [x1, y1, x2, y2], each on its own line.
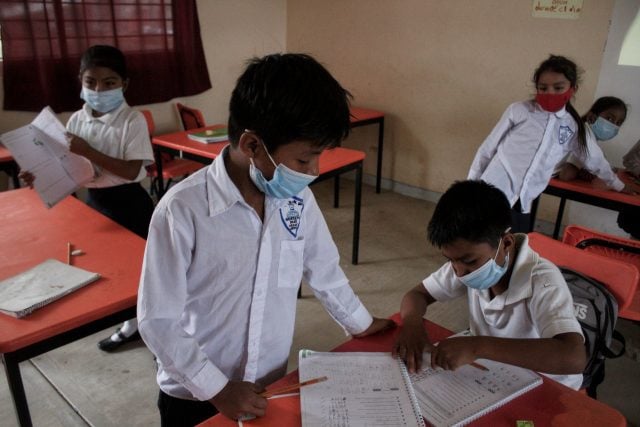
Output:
[564, 0, 640, 237]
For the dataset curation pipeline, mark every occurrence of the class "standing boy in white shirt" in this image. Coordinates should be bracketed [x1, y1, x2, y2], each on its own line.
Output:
[137, 53, 393, 425]
[393, 180, 586, 390]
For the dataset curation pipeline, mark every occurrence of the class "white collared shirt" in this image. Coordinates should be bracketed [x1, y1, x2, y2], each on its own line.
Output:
[67, 102, 154, 188]
[468, 101, 623, 213]
[423, 234, 584, 389]
[137, 147, 373, 401]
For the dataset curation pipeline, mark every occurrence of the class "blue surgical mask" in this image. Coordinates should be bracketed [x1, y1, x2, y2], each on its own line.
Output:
[80, 87, 125, 113]
[590, 116, 620, 141]
[249, 142, 317, 199]
[458, 237, 510, 290]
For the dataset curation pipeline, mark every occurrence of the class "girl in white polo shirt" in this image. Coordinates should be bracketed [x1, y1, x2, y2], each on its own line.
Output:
[468, 55, 635, 232]
[21, 45, 155, 351]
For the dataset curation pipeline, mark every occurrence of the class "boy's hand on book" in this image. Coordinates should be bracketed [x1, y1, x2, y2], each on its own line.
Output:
[393, 316, 434, 373]
[430, 337, 478, 371]
[353, 317, 395, 338]
[210, 380, 267, 421]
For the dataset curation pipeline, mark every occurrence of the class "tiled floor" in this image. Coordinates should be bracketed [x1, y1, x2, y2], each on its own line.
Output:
[1, 179, 639, 426]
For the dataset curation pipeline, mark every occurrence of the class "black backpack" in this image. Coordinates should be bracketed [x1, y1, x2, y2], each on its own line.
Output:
[560, 267, 626, 398]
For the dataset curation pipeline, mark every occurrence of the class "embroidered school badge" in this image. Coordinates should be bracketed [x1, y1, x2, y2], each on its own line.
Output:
[280, 197, 304, 237]
[558, 125, 574, 145]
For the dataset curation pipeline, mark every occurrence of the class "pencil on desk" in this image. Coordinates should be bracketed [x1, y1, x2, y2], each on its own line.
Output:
[67, 242, 72, 265]
[470, 361, 489, 371]
[260, 376, 328, 398]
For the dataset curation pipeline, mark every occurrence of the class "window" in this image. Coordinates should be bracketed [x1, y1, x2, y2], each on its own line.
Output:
[619, 9, 640, 66]
[0, 1, 211, 111]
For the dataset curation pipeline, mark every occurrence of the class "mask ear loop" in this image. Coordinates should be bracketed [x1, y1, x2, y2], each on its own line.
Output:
[244, 129, 278, 169]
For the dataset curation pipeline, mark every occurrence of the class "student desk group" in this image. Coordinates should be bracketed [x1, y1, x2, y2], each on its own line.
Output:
[0, 190, 628, 427]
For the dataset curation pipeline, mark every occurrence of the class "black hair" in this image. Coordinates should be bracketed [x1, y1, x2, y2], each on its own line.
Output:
[533, 55, 586, 154]
[582, 96, 627, 122]
[79, 45, 128, 80]
[228, 53, 352, 150]
[427, 180, 511, 249]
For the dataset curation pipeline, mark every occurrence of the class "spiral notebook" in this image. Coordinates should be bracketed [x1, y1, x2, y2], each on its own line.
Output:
[409, 355, 542, 427]
[299, 350, 425, 427]
[0, 259, 101, 318]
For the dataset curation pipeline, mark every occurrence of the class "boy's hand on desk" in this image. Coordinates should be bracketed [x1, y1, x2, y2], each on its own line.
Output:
[209, 380, 267, 421]
[18, 170, 35, 188]
[430, 336, 478, 371]
[352, 317, 395, 338]
[621, 183, 639, 195]
[392, 315, 434, 373]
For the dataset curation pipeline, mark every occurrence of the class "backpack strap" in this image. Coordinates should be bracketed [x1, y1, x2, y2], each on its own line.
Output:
[576, 238, 640, 255]
[601, 329, 626, 359]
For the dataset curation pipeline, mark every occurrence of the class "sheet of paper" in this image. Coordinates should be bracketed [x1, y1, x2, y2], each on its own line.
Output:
[299, 351, 424, 427]
[0, 107, 93, 208]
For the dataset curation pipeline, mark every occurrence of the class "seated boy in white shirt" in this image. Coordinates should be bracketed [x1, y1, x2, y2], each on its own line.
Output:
[393, 180, 586, 389]
[137, 53, 393, 425]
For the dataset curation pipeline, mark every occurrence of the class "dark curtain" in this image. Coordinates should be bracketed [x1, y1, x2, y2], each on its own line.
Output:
[1, 0, 211, 112]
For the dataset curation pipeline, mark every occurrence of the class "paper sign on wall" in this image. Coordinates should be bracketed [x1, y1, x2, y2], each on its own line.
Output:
[532, 0, 583, 20]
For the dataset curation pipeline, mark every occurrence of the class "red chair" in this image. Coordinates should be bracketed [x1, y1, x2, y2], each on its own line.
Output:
[176, 102, 206, 130]
[529, 231, 640, 322]
[141, 110, 202, 198]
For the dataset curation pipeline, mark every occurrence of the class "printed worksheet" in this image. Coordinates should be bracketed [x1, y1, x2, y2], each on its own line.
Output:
[299, 351, 424, 427]
[1, 107, 94, 207]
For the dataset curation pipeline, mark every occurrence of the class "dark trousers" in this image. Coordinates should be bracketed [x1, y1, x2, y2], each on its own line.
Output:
[510, 199, 534, 233]
[87, 183, 154, 238]
[158, 390, 219, 427]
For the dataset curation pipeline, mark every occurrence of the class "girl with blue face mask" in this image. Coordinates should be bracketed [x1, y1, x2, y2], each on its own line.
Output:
[556, 97, 628, 183]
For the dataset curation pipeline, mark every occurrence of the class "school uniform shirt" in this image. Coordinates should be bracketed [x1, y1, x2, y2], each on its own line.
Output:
[468, 100, 624, 213]
[557, 124, 626, 187]
[67, 102, 154, 188]
[422, 234, 584, 389]
[137, 146, 373, 401]
[623, 139, 640, 177]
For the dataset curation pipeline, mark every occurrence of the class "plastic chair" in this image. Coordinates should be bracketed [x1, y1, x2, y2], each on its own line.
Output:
[562, 225, 640, 321]
[141, 110, 202, 198]
[176, 102, 206, 130]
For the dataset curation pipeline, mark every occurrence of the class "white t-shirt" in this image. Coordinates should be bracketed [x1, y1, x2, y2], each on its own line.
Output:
[137, 146, 373, 401]
[468, 101, 624, 213]
[66, 102, 154, 188]
[423, 234, 584, 389]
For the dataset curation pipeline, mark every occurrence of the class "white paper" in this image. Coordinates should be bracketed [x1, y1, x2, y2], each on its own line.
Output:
[0, 107, 94, 208]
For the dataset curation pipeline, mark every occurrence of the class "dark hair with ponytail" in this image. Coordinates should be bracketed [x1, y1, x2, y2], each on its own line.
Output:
[533, 55, 586, 154]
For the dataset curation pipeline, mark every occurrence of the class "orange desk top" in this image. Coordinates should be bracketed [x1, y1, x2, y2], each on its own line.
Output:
[152, 127, 365, 173]
[350, 106, 384, 123]
[200, 313, 625, 427]
[548, 171, 640, 207]
[0, 145, 14, 162]
[0, 189, 146, 353]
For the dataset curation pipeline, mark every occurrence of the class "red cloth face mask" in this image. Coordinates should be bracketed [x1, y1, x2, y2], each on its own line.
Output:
[535, 88, 574, 112]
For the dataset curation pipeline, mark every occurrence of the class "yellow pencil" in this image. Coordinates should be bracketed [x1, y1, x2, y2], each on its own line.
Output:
[260, 376, 328, 398]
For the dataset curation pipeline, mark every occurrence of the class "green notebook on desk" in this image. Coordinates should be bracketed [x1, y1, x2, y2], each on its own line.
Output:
[0, 259, 101, 318]
[187, 128, 228, 144]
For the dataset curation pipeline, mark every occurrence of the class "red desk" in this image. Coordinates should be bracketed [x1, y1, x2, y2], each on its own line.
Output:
[152, 127, 366, 264]
[349, 106, 385, 194]
[0, 189, 146, 427]
[535, 171, 640, 239]
[0, 145, 20, 189]
[200, 313, 625, 427]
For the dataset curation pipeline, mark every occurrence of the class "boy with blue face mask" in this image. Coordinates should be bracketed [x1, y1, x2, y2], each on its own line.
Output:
[137, 53, 393, 425]
[393, 180, 587, 390]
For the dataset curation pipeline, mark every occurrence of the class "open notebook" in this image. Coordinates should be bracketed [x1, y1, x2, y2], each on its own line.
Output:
[299, 350, 541, 427]
[0, 259, 101, 318]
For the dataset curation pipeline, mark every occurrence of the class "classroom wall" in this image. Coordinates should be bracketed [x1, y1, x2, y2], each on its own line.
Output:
[287, 0, 615, 220]
[0, 0, 287, 135]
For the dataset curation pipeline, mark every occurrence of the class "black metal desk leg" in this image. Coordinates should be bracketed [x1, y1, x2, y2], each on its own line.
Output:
[334, 176, 340, 208]
[3, 354, 33, 427]
[153, 148, 166, 199]
[553, 197, 567, 240]
[376, 118, 384, 194]
[352, 164, 362, 265]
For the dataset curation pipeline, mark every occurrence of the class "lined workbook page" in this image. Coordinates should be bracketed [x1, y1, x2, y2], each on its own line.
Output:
[409, 356, 542, 427]
[299, 351, 424, 427]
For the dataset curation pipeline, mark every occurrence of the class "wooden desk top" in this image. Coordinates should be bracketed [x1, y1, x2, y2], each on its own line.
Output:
[548, 171, 640, 207]
[200, 313, 625, 427]
[350, 106, 384, 123]
[0, 189, 146, 353]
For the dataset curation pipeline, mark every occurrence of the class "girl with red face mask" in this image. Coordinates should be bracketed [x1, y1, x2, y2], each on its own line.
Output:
[468, 55, 636, 233]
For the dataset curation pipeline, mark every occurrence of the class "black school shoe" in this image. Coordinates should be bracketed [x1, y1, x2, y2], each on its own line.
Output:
[97, 329, 141, 352]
